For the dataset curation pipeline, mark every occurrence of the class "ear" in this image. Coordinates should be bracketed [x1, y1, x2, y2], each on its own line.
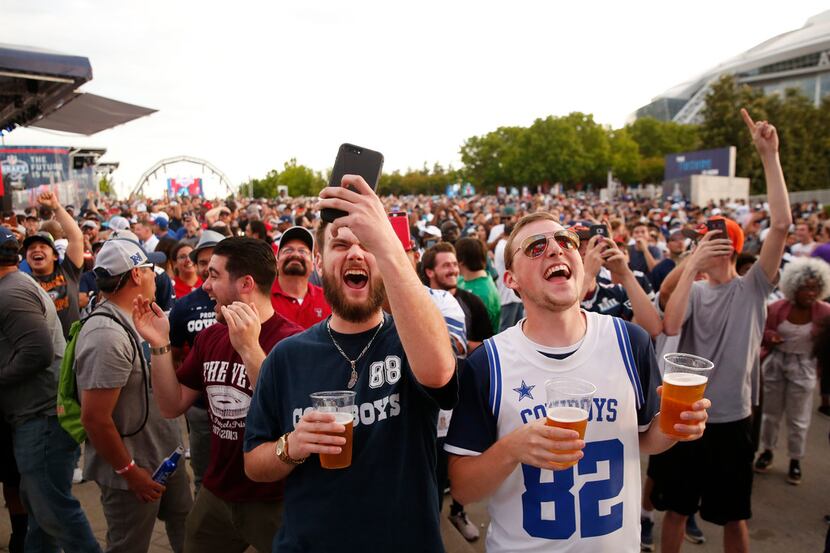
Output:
[130, 267, 143, 286]
[314, 251, 323, 276]
[424, 267, 435, 281]
[239, 275, 257, 294]
[504, 268, 520, 293]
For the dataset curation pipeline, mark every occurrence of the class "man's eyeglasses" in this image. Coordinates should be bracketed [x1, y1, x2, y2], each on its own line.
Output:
[137, 262, 155, 271]
[516, 230, 580, 260]
[280, 247, 311, 257]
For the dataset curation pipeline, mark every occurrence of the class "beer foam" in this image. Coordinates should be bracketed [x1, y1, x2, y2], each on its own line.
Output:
[663, 372, 708, 386]
[547, 406, 588, 423]
[332, 412, 354, 425]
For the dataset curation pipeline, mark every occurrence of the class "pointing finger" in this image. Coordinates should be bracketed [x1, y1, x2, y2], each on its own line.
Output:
[740, 108, 755, 131]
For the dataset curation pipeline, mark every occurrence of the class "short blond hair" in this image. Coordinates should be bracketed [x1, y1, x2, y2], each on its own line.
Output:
[504, 212, 560, 271]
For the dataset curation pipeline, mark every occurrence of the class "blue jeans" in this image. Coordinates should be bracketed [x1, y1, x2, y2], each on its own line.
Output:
[12, 415, 101, 553]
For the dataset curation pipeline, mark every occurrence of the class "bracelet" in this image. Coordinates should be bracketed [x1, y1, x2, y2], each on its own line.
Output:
[115, 459, 136, 475]
[150, 343, 171, 355]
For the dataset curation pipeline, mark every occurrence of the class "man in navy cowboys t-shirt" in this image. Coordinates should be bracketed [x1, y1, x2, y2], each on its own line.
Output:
[244, 175, 458, 553]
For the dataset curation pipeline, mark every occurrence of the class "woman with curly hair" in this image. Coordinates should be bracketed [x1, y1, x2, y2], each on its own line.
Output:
[754, 257, 830, 484]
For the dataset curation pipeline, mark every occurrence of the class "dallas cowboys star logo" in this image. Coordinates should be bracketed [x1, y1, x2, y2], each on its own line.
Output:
[513, 380, 535, 401]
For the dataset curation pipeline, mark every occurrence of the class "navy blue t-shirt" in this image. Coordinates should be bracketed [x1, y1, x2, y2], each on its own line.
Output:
[168, 286, 217, 350]
[244, 314, 458, 553]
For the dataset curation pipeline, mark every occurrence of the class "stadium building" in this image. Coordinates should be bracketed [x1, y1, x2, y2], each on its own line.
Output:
[636, 10, 830, 123]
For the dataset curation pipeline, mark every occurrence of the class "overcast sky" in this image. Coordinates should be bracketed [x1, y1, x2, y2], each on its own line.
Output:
[2, 1, 828, 197]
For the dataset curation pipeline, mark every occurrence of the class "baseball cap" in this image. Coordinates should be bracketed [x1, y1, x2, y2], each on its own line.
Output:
[278, 215, 293, 225]
[22, 231, 59, 256]
[94, 239, 164, 277]
[0, 227, 18, 248]
[154, 218, 169, 230]
[279, 226, 314, 252]
[108, 216, 130, 231]
[81, 220, 99, 230]
[189, 230, 226, 263]
[708, 216, 744, 254]
[107, 229, 167, 264]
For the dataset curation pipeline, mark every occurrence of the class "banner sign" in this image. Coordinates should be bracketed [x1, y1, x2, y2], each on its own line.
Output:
[664, 147, 735, 181]
[0, 146, 70, 193]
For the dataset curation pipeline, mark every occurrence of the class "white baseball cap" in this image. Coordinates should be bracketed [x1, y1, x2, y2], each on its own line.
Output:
[94, 239, 166, 276]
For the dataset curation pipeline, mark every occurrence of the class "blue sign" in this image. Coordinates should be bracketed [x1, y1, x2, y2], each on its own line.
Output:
[664, 147, 734, 181]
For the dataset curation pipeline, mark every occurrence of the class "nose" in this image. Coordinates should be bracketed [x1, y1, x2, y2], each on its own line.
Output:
[345, 244, 365, 261]
[545, 236, 566, 257]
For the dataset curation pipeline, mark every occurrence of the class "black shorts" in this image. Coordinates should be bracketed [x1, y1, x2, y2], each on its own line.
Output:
[648, 416, 754, 526]
[0, 420, 20, 487]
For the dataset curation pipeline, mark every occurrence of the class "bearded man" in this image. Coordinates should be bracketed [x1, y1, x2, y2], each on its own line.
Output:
[270, 226, 331, 329]
[243, 175, 458, 553]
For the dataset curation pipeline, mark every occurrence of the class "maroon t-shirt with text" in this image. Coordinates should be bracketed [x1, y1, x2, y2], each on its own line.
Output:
[177, 312, 302, 502]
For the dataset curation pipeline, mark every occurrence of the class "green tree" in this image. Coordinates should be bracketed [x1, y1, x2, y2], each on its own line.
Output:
[608, 128, 641, 184]
[278, 158, 326, 197]
[98, 175, 114, 196]
[625, 116, 700, 183]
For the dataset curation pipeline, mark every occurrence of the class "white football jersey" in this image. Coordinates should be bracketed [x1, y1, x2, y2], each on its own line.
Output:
[445, 311, 660, 553]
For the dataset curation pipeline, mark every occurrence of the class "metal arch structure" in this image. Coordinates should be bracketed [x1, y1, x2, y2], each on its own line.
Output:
[130, 156, 235, 198]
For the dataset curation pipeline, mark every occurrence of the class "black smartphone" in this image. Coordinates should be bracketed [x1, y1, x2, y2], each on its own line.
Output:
[589, 225, 609, 239]
[320, 143, 384, 223]
[707, 219, 727, 240]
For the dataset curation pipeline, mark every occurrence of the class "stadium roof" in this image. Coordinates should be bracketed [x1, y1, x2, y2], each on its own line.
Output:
[0, 44, 155, 135]
[639, 10, 830, 122]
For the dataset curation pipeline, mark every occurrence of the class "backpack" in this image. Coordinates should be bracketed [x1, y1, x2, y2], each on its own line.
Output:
[57, 311, 150, 444]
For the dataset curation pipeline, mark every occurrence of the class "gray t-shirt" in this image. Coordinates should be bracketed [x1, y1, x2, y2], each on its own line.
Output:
[677, 262, 774, 423]
[74, 301, 181, 489]
[0, 271, 65, 426]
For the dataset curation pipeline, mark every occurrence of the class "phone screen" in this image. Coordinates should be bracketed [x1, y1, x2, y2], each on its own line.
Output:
[321, 143, 384, 223]
[589, 225, 608, 238]
[707, 219, 727, 240]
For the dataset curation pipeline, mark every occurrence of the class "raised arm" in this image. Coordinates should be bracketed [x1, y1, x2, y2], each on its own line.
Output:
[319, 176, 455, 389]
[132, 295, 200, 418]
[38, 191, 84, 269]
[662, 232, 732, 336]
[741, 108, 791, 282]
[602, 239, 662, 337]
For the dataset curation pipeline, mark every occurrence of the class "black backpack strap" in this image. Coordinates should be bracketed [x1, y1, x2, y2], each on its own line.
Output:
[81, 312, 150, 438]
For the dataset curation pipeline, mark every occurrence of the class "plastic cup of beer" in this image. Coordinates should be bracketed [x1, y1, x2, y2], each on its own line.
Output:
[544, 378, 596, 470]
[660, 353, 713, 439]
[310, 391, 355, 469]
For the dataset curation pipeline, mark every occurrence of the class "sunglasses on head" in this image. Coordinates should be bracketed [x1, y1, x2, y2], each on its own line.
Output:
[516, 230, 580, 259]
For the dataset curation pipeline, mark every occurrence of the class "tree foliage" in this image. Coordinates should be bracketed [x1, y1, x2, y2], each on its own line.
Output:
[700, 74, 830, 194]
[243, 78, 830, 197]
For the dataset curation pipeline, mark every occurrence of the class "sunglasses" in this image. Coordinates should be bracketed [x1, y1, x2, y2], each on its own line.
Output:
[516, 230, 580, 259]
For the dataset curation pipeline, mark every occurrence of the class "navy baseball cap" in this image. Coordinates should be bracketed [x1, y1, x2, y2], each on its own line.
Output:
[0, 227, 18, 247]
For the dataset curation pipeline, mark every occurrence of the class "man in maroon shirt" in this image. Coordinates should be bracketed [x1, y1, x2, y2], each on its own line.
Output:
[270, 226, 331, 329]
[132, 237, 301, 553]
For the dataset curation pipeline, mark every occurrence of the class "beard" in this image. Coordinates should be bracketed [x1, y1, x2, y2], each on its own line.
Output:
[322, 270, 386, 323]
[281, 257, 308, 276]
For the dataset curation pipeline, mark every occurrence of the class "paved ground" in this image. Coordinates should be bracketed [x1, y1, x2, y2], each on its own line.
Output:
[1, 396, 828, 552]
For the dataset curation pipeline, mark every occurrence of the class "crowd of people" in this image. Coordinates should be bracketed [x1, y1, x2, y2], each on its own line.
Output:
[0, 109, 828, 553]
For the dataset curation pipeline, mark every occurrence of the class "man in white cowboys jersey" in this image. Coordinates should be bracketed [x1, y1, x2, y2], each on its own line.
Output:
[445, 212, 710, 553]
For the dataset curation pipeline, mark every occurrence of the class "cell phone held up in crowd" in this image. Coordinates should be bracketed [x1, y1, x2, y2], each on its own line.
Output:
[588, 225, 608, 239]
[388, 212, 411, 252]
[706, 219, 727, 240]
[320, 143, 385, 223]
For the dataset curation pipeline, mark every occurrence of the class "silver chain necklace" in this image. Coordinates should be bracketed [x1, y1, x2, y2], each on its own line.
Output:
[326, 317, 384, 389]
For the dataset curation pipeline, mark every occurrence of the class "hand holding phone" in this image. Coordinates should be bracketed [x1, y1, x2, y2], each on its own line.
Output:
[706, 219, 727, 240]
[589, 225, 609, 239]
[320, 143, 384, 223]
